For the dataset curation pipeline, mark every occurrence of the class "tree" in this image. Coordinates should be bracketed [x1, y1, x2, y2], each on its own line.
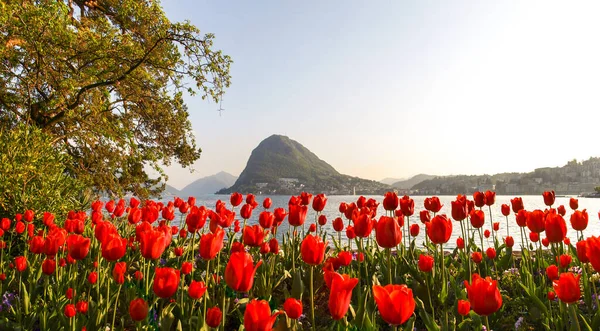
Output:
[0, 0, 231, 197]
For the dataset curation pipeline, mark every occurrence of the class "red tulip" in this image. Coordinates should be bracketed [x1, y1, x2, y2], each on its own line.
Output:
[464, 274, 502, 316]
[526, 210, 545, 233]
[511, 197, 524, 213]
[542, 237, 550, 247]
[354, 213, 375, 238]
[546, 265, 559, 280]
[586, 236, 600, 272]
[399, 196, 415, 216]
[24, 210, 34, 222]
[372, 284, 416, 325]
[200, 227, 225, 260]
[268, 238, 279, 254]
[553, 272, 580, 303]
[301, 235, 327, 265]
[186, 206, 208, 233]
[515, 210, 528, 227]
[88, 272, 98, 284]
[127, 207, 142, 224]
[153, 267, 180, 298]
[493, 222, 499, 231]
[501, 204, 510, 217]
[473, 191, 486, 208]
[188, 281, 207, 300]
[577, 240, 589, 263]
[557, 205, 566, 216]
[29, 236, 45, 254]
[42, 258, 56, 275]
[484, 191, 495, 206]
[548, 291, 556, 301]
[570, 209, 588, 231]
[504, 236, 514, 248]
[346, 226, 355, 240]
[76, 300, 88, 314]
[420, 210, 431, 224]
[318, 214, 327, 226]
[15, 256, 27, 272]
[134, 271, 143, 280]
[457, 237, 465, 249]
[486, 247, 496, 260]
[225, 252, 262, 292]
[543, 190, 555, 206]
[206, 306, 222, 328]
[262, 198, 272, 209]
[246, 194, 259, 208]
[451, 197, 467, 221]
[327, 272, 358, 320]
[426, 215, 452, 244]
[243, 225, 266, 247]
[64, 304, 76, 318]
[112, 262, 127, 284]
[382, 192, 399, 211]
[273, 208, 287, 226]
[356, 196, 366, 208]
[545, 212, 567, 243]
[469, 210, 485, 228]
[240, 204, 254, 220]
[569, 198, 579, 210]
[181, 261, 193, 275]
[559, 254, 572, 269]
[101, 234, 127, 261]
[424, 197, 443, 213]
[230, 192, 243, 207]
[288, 204, 308, 227]
[139, 227, 171, 260]
[312, 193, 328, 212]
[375, 216, 402, 248]
[418, 254, 434, 272]
[471, 252, 482, 264]
[410, 224, 420, 237]
[283, 298, 303, 319]
[129, 298, 148, 322]
[457, 299, 470, 316]
[484, 229, 491, 238]
[243, 299, 282, 331]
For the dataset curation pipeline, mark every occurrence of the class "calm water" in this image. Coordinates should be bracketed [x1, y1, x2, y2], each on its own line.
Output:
[171, 195, 600, 249]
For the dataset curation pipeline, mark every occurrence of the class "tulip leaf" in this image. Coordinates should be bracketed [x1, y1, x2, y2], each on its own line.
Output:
[517, 282, 548, 314]
[160, 304, 176, 331]
[291, 270, 304, 299]
[592, 310, 600, 330]
[579, 313, 593, 331]
[415, 297, 440, 331]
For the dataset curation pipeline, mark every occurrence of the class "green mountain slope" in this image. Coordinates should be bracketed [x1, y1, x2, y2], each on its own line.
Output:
[217, 135, 390, 195]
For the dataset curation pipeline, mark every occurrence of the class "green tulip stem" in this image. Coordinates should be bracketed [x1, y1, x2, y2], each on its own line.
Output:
[203, 259, 211, 327]
[387, 248, 393, 284]
[425, 273, 435, 317]
[111, 284, 123, 331]
[310, 265, 316, 331]
[292, 226, 296, 273]
[484, 316, 491, 331]
[569, 303, 581, 331]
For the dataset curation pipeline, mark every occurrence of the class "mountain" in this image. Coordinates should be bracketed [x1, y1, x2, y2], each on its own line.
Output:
[217, 135, 390, 195]
[380, 177, 404, 185]
[180, 172, 238, 196]
[392, 174, 436, 189]
[164, 184, 181, 196]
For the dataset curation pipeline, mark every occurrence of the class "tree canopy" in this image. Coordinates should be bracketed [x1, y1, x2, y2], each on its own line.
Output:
[0, 0, 231, 197]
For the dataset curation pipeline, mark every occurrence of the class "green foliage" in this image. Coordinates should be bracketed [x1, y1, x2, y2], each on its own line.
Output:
[0, 0, 231, 197]
[0, 124, 89, 220]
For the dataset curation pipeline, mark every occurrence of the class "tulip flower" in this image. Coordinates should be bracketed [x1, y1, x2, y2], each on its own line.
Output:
[504, 236, 514, 248]
[76, 301, 88, 314]
[559, 254, 572, 269]
[129, 298, 148, 321]
[242, 225, 266, 247]
[382, 192, 399, 211]
[15, 256, 27, 272]
[112, 262, 127, 284]
[318, 214, 327, 226]
[451, 198, 467, 221]
[301, 234, 327, 265]
[553, 272, 580, 303]
[288, 204, 308, 227]
[258, 211, 274, 229]
[577, 240, 589, 263]
[420, 210, 431, 224]
[418, 254, 434, 272]
[372, 284, 416, 325]
[557, 205, 566, 216]
[473, 191, 486, 208]
[243, 299, 282, 331]
[457, 299, 470, 316]
[101, 234, 127, 261]
[225, 252, 262, 293]
[511, 197, 524, 213]
[526, 210, 545, 233]
[426, 215, 452, 244]
[199, 227, 225, 260]
[327, 272, 358, 320]
[469, 210, 485, 228]
[139, 227, 170, 260]
[188, 281, 207, 300]
[545, 212, 567, 243]
[206, 306, 222, 328]
[410, 223, 420, 237]
[570, 209, 588, 231]
[464, 274, 502, 316]
[283, 298, 303, 319]
[471, 252, 483, 264]
[186, 206, 208, 233]
[153, 267, 180, 298]
[569, 198, 578, 210]
[424, 197, 443, 213]
[485, 247, 496, 260]
[546, 265, 559, 281]
[457, 237, 465, 249]
[42, 259, 56, 275]
[500, 204, 510, 217]
[375, 216, 402, 248]
[354, 213, 375, 238]
[262, 198, 272, 209]
[542, 190, 555, 206]
[64, 304, 76, 318]
[312, 193, 328, 212]
[399, 196, 415, 216]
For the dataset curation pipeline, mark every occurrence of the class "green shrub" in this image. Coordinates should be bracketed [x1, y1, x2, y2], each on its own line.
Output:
[0, 124, 91, 221]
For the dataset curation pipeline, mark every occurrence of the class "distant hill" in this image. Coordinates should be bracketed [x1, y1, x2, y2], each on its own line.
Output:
[380, 177, 404, 185]
[392, 174, 435, 189]
[217, 135, 390, 195]
[164, 184, 181, 196]
[180, 172, 238, 196]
